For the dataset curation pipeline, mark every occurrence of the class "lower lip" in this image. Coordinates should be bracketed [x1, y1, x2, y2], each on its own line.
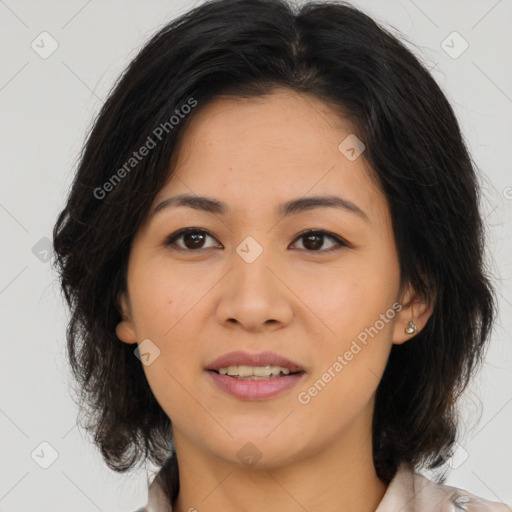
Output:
[206, 370, 306, 400]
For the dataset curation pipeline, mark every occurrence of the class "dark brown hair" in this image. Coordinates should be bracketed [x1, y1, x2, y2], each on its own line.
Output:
[52, 0, 496, 506]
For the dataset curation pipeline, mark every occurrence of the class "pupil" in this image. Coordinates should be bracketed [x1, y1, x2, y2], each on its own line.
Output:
[305, 233, 322, 250]
[185, 232, 204, 249]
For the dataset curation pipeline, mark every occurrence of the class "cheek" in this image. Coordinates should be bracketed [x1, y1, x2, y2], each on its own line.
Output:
[128, 257, 207, 382]
[294, 271, 398, 429]
[128, 258, 207, 339]
[293, 248, 399, 342]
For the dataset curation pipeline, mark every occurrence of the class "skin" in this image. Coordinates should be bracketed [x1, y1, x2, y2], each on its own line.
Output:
[116, 88, 433, 512]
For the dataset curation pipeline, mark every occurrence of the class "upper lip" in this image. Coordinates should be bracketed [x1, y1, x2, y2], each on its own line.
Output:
[205, 351, 305, 373]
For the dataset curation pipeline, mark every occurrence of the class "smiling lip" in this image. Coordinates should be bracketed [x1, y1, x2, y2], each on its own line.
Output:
[205, 350, 306, 401]
[205, 350, 305, 373]
[206, 370, 306, 400]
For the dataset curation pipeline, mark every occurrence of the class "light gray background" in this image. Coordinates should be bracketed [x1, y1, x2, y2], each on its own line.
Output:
[1, 0, 511, 510]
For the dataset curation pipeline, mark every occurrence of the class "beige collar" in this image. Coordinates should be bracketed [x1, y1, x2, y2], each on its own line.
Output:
[143, 462, 511, 512]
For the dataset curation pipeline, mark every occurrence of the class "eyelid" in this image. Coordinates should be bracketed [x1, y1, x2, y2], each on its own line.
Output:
[289, 229, 351, 251]
[164, 227, 351, 252]
[164, 227, 221, 250]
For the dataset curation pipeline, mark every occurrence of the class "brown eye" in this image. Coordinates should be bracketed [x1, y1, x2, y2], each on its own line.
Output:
[302, 232, 324, 251]
[165, 228, 220, 251]
[165, 228, 348, 253]
[292, 230, 347, 253]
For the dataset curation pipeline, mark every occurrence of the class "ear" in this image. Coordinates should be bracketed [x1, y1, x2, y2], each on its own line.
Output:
[392, 282, 434, 345]
[115, 291, 137, 344]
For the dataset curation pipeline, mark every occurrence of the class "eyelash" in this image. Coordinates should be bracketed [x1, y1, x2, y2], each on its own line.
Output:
[164, 228, 350, 254]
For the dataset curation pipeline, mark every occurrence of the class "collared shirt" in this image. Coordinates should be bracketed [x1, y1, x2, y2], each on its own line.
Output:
[133, 462, 512, 512]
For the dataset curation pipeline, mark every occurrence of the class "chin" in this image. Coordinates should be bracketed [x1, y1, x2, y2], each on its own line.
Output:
[208, 433, 308, 470]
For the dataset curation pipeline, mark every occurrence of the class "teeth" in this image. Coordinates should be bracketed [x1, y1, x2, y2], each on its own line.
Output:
[217, 365, 292, 378]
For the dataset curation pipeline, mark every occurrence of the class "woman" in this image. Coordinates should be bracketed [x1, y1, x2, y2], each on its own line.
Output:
[52, 0, 511, 510]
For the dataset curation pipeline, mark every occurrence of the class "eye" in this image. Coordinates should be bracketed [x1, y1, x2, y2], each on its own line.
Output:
[165, 228, 220, 251]
[164, 228, 349, 253]
[290, 229, 348, 253]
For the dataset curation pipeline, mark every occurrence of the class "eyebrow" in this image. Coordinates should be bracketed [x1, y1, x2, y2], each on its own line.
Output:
[150, 193, 369, 222]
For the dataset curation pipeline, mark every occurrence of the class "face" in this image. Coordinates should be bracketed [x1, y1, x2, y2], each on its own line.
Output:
[116, 88, 430, 470]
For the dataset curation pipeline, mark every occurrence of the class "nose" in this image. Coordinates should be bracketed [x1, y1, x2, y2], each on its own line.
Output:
[215, 243, 294, 332]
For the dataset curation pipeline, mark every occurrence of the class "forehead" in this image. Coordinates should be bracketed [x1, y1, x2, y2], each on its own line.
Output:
[153, 88, 386, 224]
[175, 88, 355, 161]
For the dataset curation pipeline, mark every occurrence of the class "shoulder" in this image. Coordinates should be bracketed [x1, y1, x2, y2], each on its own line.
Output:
[130, 468, 174, 512]
[377, 463, 512, 512]
[411, 470, 512, 511]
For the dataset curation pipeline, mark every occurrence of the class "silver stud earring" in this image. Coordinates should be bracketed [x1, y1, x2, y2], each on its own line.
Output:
[405, 321, 417, 335]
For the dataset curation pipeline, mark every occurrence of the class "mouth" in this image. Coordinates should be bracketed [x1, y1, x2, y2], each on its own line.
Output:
[208, 365, 304, 380]
[205, 351, 306, 400]
[205, 350, 305, 373]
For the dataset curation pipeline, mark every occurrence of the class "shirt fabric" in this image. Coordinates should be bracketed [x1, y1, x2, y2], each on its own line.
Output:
[133, 462, 512, 512]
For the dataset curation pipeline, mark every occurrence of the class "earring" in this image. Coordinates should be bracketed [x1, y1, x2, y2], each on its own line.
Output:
[405, 321, 417, 335]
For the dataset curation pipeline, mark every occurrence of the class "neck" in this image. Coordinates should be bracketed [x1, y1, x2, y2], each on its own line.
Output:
[171, 408, 388, 512]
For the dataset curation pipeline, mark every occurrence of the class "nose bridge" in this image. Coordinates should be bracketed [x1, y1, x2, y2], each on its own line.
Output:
[232, 233, 276, 293]
[235, 234, 266, 266]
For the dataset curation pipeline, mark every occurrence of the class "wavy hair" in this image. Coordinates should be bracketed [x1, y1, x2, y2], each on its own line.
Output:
[52, 0, 496, 506]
